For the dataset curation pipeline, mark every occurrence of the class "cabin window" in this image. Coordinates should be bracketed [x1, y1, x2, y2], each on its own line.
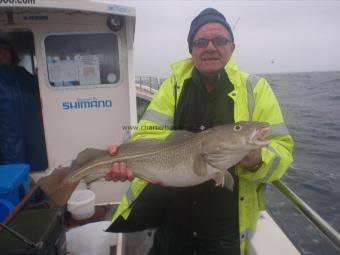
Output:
[44, 33, 120, 87]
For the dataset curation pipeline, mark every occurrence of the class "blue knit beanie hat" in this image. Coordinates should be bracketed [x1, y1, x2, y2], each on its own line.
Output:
[187, 8, 234, 53]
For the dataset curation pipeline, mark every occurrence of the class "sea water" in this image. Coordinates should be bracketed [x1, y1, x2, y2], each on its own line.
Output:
[263, 71, 340, 255]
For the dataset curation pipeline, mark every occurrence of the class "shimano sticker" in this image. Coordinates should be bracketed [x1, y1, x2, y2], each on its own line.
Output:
[62, 97, 113, 110]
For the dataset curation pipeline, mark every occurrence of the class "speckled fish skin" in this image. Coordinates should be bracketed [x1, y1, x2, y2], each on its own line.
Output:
[39, 121, 270, 206]
[65, 121, 270, 187]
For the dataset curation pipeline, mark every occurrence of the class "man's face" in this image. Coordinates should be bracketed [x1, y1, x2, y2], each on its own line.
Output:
[0, 47, 12, 66]
[191, 22, 235, 77]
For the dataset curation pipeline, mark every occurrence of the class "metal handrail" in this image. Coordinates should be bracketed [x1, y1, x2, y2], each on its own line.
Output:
[135, 76, 163, 90]
[272, 180, 340, 251]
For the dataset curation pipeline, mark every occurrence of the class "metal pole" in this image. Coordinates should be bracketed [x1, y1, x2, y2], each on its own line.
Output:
[0, 223, 39, 248]
[149, 77, 152, 91]
[272, 180, 340, 251]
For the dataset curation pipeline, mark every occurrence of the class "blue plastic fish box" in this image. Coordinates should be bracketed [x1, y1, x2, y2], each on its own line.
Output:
[0, 164, 30, 206]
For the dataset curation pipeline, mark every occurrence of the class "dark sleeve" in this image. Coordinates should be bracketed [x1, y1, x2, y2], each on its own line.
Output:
[0, 69, 26, 164]
[106, 184, 168, 233]
[17, 67, 48, 171]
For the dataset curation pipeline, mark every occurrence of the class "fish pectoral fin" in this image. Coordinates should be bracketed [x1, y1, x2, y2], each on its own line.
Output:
[193, 154, 208, 177]
[204, 152, 241, 171]
[212, 170, 225, 186]
[223, 171, 235, 191]
[212, 170, 235, 191]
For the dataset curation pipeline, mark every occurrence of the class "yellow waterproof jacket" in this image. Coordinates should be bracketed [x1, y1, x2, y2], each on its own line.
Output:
[112, 58, 294, 255]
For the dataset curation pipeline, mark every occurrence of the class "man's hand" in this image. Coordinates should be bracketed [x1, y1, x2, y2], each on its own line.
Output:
[105, 144, 135, 182]
[238, 149, 262, 171]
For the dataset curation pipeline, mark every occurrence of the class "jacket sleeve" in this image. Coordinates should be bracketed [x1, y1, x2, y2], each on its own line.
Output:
[110, 75, 177, 224]
[131, 75, 176, 141]
[237, 77, 294, 183]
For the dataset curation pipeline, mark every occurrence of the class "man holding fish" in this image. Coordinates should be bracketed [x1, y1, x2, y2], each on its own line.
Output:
[39, 7, 293, 255]
[105, 8, 294, 255]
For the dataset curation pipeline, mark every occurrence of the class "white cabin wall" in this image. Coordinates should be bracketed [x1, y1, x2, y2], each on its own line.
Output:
[28, 12, 133, 169]
[1, 6, 135, 203]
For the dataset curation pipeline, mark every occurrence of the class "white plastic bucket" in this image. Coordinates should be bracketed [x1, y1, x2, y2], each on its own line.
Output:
[67, 189, 96, 220]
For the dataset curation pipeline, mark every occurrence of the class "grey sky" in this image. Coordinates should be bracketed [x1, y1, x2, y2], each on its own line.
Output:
[114, 1, 340, 77]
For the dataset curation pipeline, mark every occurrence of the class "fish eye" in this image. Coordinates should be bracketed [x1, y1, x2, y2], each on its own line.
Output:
[233, 125, 242, 131]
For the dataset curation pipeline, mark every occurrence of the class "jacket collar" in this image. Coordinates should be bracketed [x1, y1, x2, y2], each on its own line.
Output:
[171, 57, 240, 88]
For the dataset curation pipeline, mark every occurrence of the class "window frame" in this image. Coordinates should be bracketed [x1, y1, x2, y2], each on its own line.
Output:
[42, 31, 123, 90]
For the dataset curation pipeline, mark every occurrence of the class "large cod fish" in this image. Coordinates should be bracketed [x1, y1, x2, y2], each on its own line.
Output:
[38, 121, 270, 207]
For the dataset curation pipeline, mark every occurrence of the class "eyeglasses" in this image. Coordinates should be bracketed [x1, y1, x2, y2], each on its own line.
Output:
[192, 36, 232, 49]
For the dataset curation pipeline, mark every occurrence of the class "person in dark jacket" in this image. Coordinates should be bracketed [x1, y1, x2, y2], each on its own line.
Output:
[0, 38, 48, 171]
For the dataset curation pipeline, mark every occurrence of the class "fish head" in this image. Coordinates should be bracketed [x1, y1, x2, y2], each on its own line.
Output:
[202, 121, 271, 153]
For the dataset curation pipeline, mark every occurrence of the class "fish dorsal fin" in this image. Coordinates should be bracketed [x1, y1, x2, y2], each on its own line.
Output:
[164, 130, 196, 145]
[83, 173, 105, 185]
[117, 138, 165, 157]
[75, 148, 107, 166]
[116, 131, 196, 159]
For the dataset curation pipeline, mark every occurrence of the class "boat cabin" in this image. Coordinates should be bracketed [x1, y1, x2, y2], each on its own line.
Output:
[0, 0, 136, 203]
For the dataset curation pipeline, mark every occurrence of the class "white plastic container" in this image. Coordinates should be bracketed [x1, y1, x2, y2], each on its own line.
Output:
[66, 221, 118, 255]
[67, 189, 96, 220]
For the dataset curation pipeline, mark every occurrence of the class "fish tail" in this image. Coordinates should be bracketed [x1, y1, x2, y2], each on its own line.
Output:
[38, 167, 79, 207]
